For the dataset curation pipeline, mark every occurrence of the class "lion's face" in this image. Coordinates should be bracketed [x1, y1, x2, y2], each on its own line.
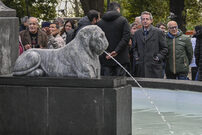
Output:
[76, 25, 109, 57]
[89, 29, 108, 55]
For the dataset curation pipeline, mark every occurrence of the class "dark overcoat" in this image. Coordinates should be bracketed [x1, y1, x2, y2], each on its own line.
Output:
[195, 31, 202, 80]
[97, 11, 130, 66]
[132, 25, 167, 78]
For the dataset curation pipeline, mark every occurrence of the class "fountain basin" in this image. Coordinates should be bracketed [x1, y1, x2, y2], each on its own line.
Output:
[127, 78, 202, 135]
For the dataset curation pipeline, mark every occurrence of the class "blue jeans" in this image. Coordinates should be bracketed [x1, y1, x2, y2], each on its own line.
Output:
[195, 71, 199, 81]
[166, 71, 189, 80]
[177, 76, 189, 80]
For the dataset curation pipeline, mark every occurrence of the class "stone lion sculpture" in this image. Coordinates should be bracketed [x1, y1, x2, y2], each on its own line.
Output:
[13, 25, 109, 78]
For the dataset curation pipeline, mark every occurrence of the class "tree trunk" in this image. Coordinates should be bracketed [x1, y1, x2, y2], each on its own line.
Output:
[80, 0, 104, 16]
[170, 0, 186, 33]
[74, 0, 80, 16]
[107, 0, 110, 10]
[25, 0, 30, 17]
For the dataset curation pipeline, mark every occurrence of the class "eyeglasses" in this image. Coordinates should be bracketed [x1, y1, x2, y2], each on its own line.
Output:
[169, 26, 178, 30]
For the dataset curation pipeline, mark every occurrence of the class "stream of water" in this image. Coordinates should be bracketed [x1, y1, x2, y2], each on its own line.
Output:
[104, 51, 174, 134]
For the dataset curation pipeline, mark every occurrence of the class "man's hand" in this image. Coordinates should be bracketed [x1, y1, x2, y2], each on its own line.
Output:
[45, 28, 51, 35]
[24, 44, 32, 50]
[51, 29, 59, 36]
[153, 55, 159, 61]
[106, 51, 118, 60]
[135, 57, 139, 61]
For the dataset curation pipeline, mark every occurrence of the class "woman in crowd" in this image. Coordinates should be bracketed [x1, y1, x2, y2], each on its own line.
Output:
[60, 19, 75, 44]
[19, 36, 24, 55]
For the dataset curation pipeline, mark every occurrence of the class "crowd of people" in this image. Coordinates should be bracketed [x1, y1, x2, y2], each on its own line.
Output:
[18, 2, 202, 81]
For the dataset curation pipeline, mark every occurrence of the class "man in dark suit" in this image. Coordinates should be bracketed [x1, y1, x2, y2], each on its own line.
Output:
[97, 2, 130, 76]
[132, 11, 167, 78]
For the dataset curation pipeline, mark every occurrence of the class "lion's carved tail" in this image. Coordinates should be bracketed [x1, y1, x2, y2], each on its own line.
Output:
[13, 51, 41, 76]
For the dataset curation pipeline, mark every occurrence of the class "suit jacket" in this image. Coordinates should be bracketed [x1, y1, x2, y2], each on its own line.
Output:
[132, 25, 168, 78]
[20, 29, 48, 48]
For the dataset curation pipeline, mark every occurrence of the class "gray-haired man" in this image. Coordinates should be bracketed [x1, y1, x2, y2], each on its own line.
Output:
[132, 11, 167, 78]
[20, 17, 48, 50]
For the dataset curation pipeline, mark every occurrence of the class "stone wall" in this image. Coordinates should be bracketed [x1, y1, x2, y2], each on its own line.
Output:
[0, 76, 132, 135]
[0, 1, 18, 75]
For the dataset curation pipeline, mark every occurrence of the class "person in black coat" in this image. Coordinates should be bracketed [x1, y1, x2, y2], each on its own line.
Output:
[74, 10, 100, 36]
[194, 25, 202, 81]
[97, 2, 130, 76]
[19, 16, 29, 32]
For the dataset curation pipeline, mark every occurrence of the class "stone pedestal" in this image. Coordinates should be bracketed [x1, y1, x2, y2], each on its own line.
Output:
[0, 1, 19, 75]
[0, 76, 132, 135]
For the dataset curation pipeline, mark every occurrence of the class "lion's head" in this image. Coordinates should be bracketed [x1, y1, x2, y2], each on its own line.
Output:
[75, 25, 109, 58]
